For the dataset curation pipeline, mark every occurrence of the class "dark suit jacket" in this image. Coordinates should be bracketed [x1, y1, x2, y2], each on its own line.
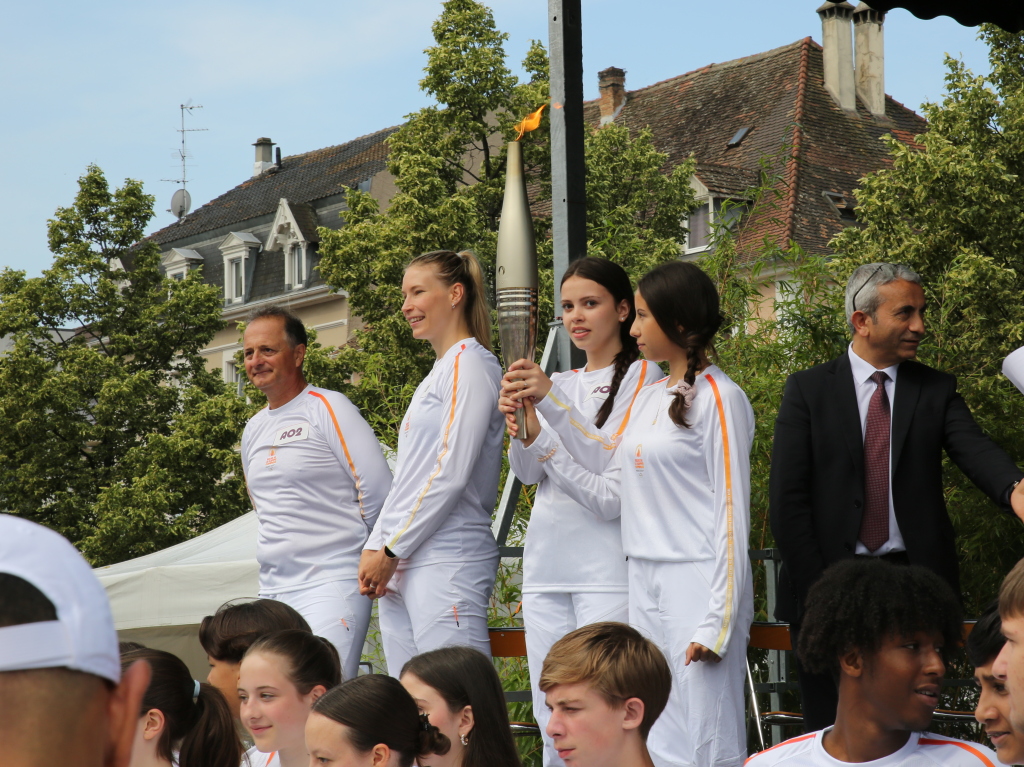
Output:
[769, 352, 1022, 623]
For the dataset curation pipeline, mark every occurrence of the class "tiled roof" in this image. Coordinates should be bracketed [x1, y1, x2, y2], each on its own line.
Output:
[149, 126, 399, 246]
[586, 38, 928, 257]
[289, 201, 321, 244]
[694, 163, 760, 197]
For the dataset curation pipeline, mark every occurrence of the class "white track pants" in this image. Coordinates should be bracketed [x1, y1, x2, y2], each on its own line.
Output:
[629, 558, 752, 767]
[378, 556, 499, 676]
[260, 579, 371, 682]
[524, 590, 629, 767]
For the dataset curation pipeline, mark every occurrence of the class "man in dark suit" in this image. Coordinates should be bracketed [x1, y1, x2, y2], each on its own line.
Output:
[770, 262, 1024, 732]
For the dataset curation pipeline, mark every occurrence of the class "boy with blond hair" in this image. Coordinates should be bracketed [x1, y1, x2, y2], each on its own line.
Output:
[539, 621, 671, 767]
[994, 557, 1024, 736]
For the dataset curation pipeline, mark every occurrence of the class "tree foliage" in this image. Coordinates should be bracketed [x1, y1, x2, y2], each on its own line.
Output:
[0, 165, 252, 565]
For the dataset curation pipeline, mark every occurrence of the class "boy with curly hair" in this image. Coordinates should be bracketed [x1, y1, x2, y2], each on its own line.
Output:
[748, 558, 996, 766]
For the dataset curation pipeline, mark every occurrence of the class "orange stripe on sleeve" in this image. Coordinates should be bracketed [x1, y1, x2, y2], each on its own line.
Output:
[546, 360, 650, 449]
[388, 350, 461, 548]
[918, 739, 997, 767]
[611, 359, 649, 440]
[707, 374, 735, 655]
[309, 391, 367, 517]
[745, 733, 816, 763]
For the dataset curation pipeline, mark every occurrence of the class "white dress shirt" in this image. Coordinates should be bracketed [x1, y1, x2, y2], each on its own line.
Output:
[848, 345, 906, 555]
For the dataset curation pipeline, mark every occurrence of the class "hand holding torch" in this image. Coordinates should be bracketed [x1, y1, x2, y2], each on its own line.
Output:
[496, 118, 542, 441]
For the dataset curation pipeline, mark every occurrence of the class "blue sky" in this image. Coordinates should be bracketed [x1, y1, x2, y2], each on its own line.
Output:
[1, 1, 992, 277]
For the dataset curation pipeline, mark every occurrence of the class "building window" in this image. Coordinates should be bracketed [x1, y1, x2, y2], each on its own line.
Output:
[169, 270, 186, 281]
[229, 259, 243, 301]
[687, 202, 713, 251]
[288, 243, 306, 289]
[685, 198, 748, 253]
[224, 356, 245, 396]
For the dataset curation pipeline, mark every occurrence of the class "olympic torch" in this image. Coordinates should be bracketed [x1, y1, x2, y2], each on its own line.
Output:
[496, 107, 545, 440]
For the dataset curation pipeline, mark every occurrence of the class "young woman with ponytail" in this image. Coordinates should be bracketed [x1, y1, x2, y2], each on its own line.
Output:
[237, 630, 342, 767]
[306, 675, 450, 767]
[359, 250, 504, 675]
[505, 256, 659, 766]
[120, 648, 242, 767]
[501, 260, 755, 767]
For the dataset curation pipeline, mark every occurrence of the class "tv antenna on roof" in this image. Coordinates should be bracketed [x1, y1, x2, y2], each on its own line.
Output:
[162, 100, 207, 219]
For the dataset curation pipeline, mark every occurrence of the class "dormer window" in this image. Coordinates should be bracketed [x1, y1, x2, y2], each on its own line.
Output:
[229, 259, 243, 299]
[161, 248, 203, 282]
[267, 198, 319, 293]
[219, 231, 261, 305]
[287, 243, 307, 290]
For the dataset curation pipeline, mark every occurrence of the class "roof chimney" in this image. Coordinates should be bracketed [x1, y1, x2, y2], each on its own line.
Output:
[817, 2, 857, 112]
[598, 67, 627, 126]
[253, 137, 275, 177]
[854, 3, 886, 117]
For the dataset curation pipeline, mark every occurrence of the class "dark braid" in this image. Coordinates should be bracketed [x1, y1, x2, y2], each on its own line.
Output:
[595, 344, 640, 428]
[561, 257, 640, 428]
[637, 262, 723, 429]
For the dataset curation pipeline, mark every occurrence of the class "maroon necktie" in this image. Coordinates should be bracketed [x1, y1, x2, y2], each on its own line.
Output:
[860, 371, 890, 552]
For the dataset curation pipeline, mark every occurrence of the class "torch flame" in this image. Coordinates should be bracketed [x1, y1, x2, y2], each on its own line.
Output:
[514, 104, 547, 141]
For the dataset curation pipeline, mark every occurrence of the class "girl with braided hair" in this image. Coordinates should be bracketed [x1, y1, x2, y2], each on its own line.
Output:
[504, 256, 659, 766]
[501, 260, 755, 767]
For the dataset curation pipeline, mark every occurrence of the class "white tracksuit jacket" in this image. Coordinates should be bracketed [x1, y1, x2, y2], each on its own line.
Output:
[242, 384, 392, 594]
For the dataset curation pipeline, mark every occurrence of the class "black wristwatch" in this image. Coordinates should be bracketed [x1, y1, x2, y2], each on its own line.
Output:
[384, 546, 397, 559]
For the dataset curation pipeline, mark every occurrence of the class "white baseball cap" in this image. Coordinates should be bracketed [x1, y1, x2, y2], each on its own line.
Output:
[0, 514, 120, 683]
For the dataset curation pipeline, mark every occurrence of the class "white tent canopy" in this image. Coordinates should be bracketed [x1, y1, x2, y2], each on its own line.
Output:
[95, 511, 259, 678]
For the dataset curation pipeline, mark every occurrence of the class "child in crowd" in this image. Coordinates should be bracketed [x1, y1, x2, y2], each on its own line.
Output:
[400, 646, 521, 767]
[199, 599, 311, 721]
[237, 629, 341, 767]
[306, 675, 450, 767]
[120, 647, 242, 767]
[749, 558, 997, 766]
[968, 602, 1024, 765]
[995, 559, 1024, 740]
[538, 621, 671, 767]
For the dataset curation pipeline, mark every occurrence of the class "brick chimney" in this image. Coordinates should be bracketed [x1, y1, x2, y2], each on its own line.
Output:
[817, 2, 857, 112]
[598, 67, 627, 126]
[854, 3, 886, 117]
[253, 137, 275, 177]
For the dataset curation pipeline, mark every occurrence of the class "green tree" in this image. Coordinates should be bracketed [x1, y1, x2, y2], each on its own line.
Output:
[0, 165, 252, 565]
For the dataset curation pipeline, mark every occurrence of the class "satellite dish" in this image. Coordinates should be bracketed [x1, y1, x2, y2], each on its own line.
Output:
[170, 188, 191, 219]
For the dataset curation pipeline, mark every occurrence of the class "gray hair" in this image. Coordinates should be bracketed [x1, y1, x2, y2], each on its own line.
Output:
[246, 304, 308, 348]
[845, 263, 921, 330]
